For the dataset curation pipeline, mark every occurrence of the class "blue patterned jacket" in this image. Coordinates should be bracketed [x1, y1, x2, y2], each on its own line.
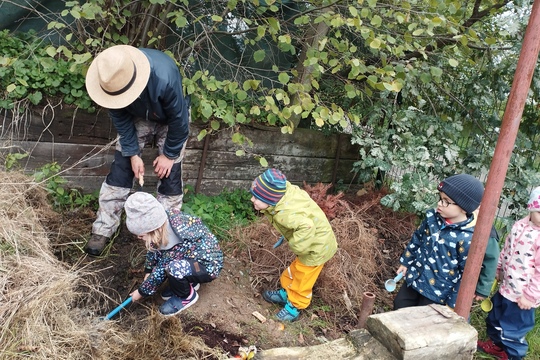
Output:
[400, 209, 476, 308]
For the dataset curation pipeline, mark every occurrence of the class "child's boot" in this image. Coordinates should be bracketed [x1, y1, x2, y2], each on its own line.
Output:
[477, 339, 508, 360]
[276, 301, 299, 322]
[262, 288, 287, 305]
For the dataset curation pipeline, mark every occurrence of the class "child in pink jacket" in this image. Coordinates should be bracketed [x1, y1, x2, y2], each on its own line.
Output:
[477, 186, 540, 360]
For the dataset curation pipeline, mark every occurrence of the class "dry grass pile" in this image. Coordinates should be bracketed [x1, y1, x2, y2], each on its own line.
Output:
[0, 171, 217, 360]
[226, 210, 387, 322]
[225, 186, 417, 323]
[317, 207, 386, 311]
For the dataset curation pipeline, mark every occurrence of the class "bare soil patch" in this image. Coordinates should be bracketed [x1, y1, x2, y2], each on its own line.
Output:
[56, 187, 417, 358]
[1, 171, 417, 359]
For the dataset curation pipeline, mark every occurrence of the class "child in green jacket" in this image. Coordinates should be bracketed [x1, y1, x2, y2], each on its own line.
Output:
[250, 168, 338, 321]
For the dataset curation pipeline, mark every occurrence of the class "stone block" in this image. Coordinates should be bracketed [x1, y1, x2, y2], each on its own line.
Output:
[366, 304, 477, 360]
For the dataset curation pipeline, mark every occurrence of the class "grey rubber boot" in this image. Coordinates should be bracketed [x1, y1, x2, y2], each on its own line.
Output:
[84, 234, 110, 256]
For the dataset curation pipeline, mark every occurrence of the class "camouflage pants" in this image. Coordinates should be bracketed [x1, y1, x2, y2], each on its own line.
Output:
[92, 118, 188, 238]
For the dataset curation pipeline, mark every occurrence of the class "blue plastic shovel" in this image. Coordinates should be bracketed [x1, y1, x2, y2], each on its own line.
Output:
[103, 297, 133, 320]
[384, 272, 404, 292]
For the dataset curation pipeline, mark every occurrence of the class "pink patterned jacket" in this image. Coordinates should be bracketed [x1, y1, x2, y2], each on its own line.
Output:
[498, 215, 540, 307]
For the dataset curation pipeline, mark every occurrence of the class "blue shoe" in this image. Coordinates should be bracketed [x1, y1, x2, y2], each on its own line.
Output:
[159, 286, 199, 316]
[161, 283, 200, 300]
[276, 301, 300, 322]
[262, 289, 288, 305]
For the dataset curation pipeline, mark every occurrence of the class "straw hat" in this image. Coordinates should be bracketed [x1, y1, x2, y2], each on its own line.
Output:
[85, 45, 151, 109]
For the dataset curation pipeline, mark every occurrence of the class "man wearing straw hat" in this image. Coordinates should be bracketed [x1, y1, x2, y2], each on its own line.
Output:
[84, 45, 190, 256]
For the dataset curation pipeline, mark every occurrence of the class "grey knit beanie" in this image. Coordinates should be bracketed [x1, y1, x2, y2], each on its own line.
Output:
[125, 192, 167, 235]
[437, 174, 484, 214]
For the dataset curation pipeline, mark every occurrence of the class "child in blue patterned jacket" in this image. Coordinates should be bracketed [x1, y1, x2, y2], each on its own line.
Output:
[393, 173, 499, 309]
[125, 192, 223, 316]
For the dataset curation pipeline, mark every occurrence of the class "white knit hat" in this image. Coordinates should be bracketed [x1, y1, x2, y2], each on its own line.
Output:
[125, 192, 167, 235]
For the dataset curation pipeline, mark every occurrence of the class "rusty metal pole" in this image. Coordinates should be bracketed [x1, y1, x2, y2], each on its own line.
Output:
[358, 291, 376, 328]
[454, 0, 540, 319]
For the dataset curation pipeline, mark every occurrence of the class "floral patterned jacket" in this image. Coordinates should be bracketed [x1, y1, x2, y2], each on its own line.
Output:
[138, 210, 223, 296]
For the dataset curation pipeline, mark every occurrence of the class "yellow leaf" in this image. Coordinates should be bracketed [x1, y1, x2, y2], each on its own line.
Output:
[369, 38, 381, 49]
[448, 58, 458, 67]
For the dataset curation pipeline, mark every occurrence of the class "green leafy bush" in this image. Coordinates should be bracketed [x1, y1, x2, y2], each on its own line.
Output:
[33, 162, 98, 211]
[181, 186, 257, 241]
[0, 30, 92, 110]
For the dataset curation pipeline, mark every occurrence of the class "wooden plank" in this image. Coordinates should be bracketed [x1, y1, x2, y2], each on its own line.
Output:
[201, 125, 360, 159]
[11, 141, 115, 176]
[11, 141, 204, 179]
[196, 151, 358, 182]
[4, 105, 363, 196]
[4, 107, 206, 149]
[4, 108, 358, 159]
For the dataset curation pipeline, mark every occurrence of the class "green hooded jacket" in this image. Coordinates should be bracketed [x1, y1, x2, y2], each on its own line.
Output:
[261, 182, 338, 266]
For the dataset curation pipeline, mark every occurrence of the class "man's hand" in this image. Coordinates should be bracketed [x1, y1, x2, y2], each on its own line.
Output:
[153, 154, 174, 179]
[130, 155, 145, 181]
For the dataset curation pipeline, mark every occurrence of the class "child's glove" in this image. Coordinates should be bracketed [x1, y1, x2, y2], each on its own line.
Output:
[273, 235, 285, 249]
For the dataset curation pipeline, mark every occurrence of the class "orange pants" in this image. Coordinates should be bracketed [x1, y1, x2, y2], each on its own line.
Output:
[280, 258, 324, 310]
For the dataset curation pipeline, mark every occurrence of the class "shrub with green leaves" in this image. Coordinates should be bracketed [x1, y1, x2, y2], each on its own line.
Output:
[0, 30, 92, 110]
[33, 162, 98, 211]
[181, 187, 257, 241]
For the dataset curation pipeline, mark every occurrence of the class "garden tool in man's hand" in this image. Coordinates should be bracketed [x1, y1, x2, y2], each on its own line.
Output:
[131, 173, 144, 193]
[138, 174, 144, 190]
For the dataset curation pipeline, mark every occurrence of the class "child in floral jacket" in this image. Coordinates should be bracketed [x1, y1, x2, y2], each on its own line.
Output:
[125, 192, 223, 316]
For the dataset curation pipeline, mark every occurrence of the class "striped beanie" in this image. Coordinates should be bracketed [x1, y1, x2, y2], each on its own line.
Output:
[527, 186, 540, 212]
[250, 168, 287, 206]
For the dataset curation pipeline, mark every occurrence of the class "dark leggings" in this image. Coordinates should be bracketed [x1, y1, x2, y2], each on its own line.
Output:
[393, 283, 437, 310]
[106, 150, 183, 195]
[166, 259, 214, 298]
